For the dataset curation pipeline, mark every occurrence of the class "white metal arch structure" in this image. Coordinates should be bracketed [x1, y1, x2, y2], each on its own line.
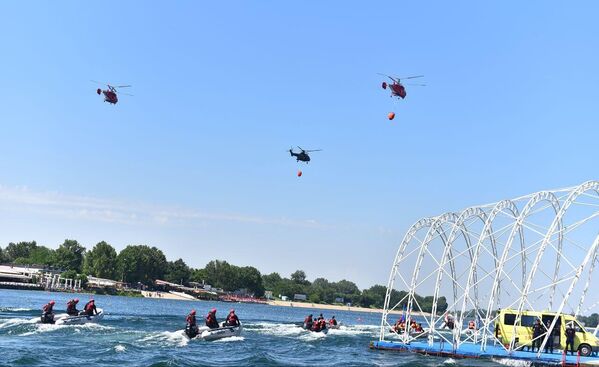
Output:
[428, 207, 490, 342]
[380, 180, 599, 355]
[481, 190, 562, 350]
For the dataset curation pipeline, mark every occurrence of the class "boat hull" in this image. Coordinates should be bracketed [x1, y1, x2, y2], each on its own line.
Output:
[187, 322, 243, 341]
[55, 308, 104, 325]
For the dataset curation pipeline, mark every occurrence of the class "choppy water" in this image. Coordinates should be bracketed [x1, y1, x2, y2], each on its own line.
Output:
[0, 289, 511, 366]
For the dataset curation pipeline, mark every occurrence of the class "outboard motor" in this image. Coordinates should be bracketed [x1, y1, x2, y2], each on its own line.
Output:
[41, 313, 54, 324]
[185, 325, 198, 339]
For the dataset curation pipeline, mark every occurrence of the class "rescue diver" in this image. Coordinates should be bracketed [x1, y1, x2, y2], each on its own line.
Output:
[205, 308, 219, 329]
[328, 316, 337, 326]
[531, 319, 543, 353]
[565, 323, 576, 356]
[66, 298, 80, 316]
[185, 310, 198, 338]
[82, 299, 98, 317]
[41, 300, 56, 324]
[304, 314, 313, 330]
[544, 320, 555, 354]
[225, 309, 240, 327]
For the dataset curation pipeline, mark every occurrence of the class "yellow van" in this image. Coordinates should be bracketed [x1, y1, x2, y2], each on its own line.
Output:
[495, 309, 598, 356]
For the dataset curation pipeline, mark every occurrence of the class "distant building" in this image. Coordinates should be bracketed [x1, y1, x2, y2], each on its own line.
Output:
[335, 297, 344, 303]
[87, 276, 125, 289]
[264, 290, 273, 300]
[281, 295, 288, 301]
[293, 294, 307, 301]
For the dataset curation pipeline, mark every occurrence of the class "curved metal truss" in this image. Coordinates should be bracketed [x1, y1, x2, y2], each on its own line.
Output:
[380, 180, 599, 356]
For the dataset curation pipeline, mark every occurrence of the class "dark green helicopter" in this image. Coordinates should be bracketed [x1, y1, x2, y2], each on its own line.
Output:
[289, 147, 322, 163]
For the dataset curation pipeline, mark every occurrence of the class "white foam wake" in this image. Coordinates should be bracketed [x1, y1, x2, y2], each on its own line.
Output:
[492, 358, 532, 367]
[139, 330, 189, 347]
[213, 336, 245, 343]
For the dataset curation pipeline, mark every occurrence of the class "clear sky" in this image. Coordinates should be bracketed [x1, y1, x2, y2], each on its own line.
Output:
[0, 1, 597, 289]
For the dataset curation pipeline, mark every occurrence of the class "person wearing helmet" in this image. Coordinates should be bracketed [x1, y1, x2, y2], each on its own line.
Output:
[303, 314, 313, 330]
[224, 309, 240, 327]
[83, 299, 98, 317]
[66, 298, 80, 316]
[205, 308, 219, 329]
[328, 316, 337, 326]
[185, 310, 199, 338]
[41, 301, 56, 323]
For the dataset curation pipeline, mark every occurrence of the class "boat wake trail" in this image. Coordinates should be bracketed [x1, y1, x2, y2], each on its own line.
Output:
[20, 322, 113, 336]
[139, 330, 189, 347]
[0, 317, 38, 329]
[213, 336, 245, 343]
[0, 307, 34, 312]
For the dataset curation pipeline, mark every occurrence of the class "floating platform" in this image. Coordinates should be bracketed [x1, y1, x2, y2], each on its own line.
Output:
[370, 340, 599, 366]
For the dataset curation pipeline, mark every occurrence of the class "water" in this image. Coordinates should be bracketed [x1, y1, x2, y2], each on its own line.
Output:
[0, 289, 508, 366]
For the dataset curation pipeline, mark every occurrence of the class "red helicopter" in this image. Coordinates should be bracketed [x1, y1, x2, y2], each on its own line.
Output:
[92, 81, 132, 104]
[378, 74, 424, 99]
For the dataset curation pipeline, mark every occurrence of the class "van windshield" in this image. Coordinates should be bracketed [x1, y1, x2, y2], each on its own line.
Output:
[573, 321, 586, 333]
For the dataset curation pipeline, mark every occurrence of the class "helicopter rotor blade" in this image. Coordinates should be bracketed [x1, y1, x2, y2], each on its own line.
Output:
[376, 73, 397, 82]
[398, 75, 424, 80]
[305, 149, 322, 152]
[115, 85, 132, 88]
[90, 80, 109, 86]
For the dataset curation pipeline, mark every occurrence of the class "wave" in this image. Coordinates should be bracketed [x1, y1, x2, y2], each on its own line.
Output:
[213, 336, 245, 343]
[0, 307, 34, 312]
[491, 358, 532, 367]
[114, 344, 127, 352]
[0, 317, 39, 329]
[138, 330, 189, 347]
[246, 322, 306, 337]
[20, 322, 113, 336]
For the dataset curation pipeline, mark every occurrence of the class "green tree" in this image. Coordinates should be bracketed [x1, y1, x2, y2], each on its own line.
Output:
[360, 284, 388, 308]
[237, 266, 264, 297]
[53, 239, 86, 272]
[0, 246, 6, 263]
[262, 272, 282, 291]
[275, 278, 306, 298]
[309, 278, 335, 303]
[333, 279, 361, 304]
[5, 241, 37, 262]
[117, 245, 167, 285]
[165, 258, 192, 285]
[190, 268, 207, 284]
[84, 241, 118, 279]
[202, 260, 239, 290]
[14, 246, 55, 266]
[291, 270, 310, 285]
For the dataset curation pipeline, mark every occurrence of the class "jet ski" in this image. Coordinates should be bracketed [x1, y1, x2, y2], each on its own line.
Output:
[185, 322, 242, 341]
[39, 308, 104, 325]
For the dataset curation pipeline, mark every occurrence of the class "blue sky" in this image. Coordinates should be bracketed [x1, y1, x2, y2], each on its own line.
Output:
[0, 1, 597, 288]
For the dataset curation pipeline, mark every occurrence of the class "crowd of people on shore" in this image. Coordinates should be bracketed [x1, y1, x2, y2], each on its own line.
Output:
[303, 313, 338, 332]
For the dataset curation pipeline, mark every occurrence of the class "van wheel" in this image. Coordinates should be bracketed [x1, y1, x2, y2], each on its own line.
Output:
[578, 344, 592, 357]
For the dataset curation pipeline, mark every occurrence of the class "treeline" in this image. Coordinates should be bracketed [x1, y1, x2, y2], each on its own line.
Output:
[0, 240, 447, 311]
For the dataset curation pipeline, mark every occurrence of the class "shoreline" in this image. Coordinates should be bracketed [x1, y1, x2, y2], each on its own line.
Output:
[266, 300, 430, 317]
